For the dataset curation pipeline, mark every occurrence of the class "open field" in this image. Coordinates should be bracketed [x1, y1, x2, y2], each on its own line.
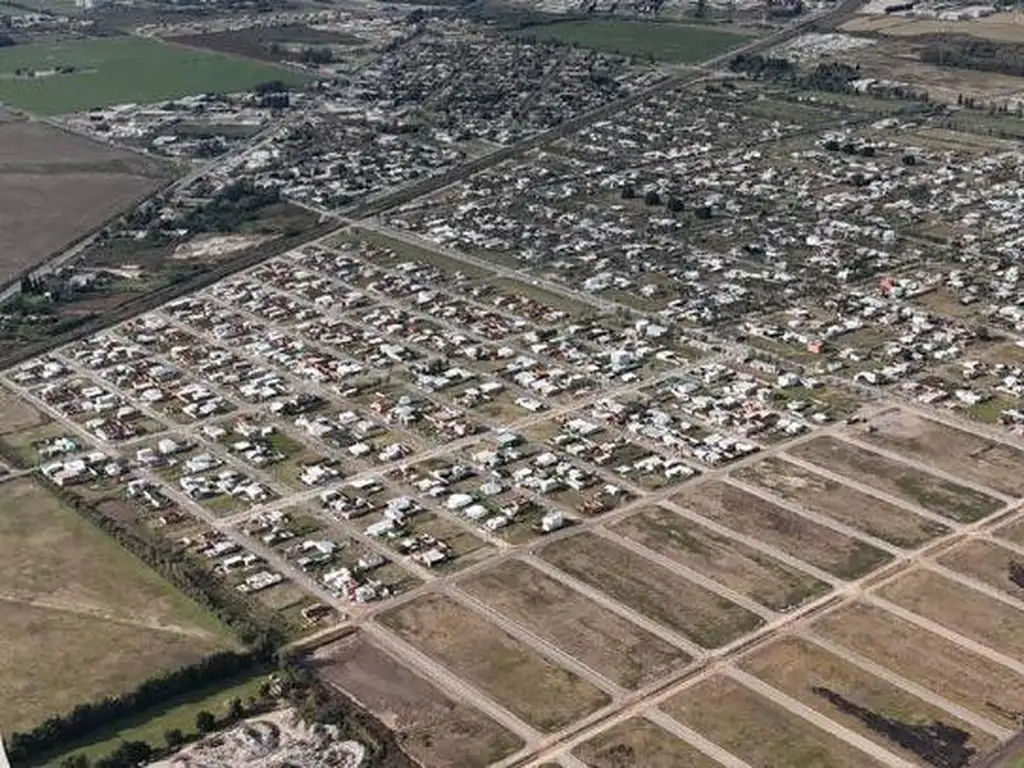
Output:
[376, 594, 611, 732]
[0, 119, 165, 286]
[461, 559, 690, 689]
[611, 505, 832, 611]
[841, 11, 1024, 42]
[812, 601, 1024, 732]
[994, 516, 1024, 547]
[936, 538, 1024, 602]
[0, 37, 308, 115]
[733, 457, 951, 548]
[0, 384, 45, 433]
[572, 717, 721, 768]
[788, 437, 1004, 523]
[741, 635, 997, 764]
[170, 24, 370, 64]
[854, 410, 1024, 497]
[312, 633, 523, 768]
[538, 532, 764, 648]
[671, 481, 892, 579]
[0, 479, 235, 733]
[877, 568, 1024, 661]
[662, 675, 888, 768]
[516, 19, 752, 63]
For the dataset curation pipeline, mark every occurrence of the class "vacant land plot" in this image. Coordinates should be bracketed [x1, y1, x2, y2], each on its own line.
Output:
[0, 385, 45, 433]
[672, 481, 892, 579]
[994, 516, 1024, 547]
[461, 559, 690, 689]
[812, 601, 1024, 731]
[937, 538, 1024, 602]
[855, 410, 1024, 497]
[0, 37, 308, 115]
[742, 636, 997, 764]
[612, 505, 831, 611]
[376, 594, 610, 732]
[734, 457, 951, 548]
[171, 24, 370, 64]
[312, 633, 523, 768]
[519, 20, 752, 63]
[789, 437, 1004, 523]
[573, 717, 721, 768]
[539, 532, 764, 648]
[841, 11, 1024, 42]
[877, 568, 1024, 661]
[0, 119, 165, 285]
[663, 675, 888, 768]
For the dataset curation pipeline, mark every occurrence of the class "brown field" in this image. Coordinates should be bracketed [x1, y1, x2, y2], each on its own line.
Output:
[0, 386, 45, 434]
[877, 568, 1024, 660]
[812, 601, 1024, 731]
[671, 481, 892, 579]
[312, 633, 523, 768]
[611, 505, 832, 611]
[994, 517, 1024, 547]
[539, 532, 764, 648]
[461, 559, 691, 689]
[788, 437, 1004, 523]
[376, 594, 611, 732]
[573, 717, 721, 768]
[854, 410, 1024, 497]
[662, 675, 888, 768]
[734, 456, 951, 548]
[0, 120, 166, 286]
[741, 636, 997, 762]
[937, 538, 1024, 602]
[171, 24, 369, 64]
[841, 11, 1024, 42]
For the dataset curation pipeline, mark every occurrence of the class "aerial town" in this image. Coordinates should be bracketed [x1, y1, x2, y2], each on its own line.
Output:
[4, 0, 1024, 766]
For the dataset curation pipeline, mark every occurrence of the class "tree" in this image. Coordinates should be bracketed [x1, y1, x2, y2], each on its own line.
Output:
[643, 189, 661, 206]
[195, 710, 216, 734]
[228, 697, 245, 722]
[60, 756, 90, 768]
[695, 0, 708, 17]
[164, 728, 185, 748]
[666, 196, 684, 213]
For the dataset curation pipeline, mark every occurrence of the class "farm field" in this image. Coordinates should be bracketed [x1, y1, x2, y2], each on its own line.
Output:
[935, 538, 1024, 602]
[0, 119, 165, 286]
[611, 505, 832, 611]
[0, 37, 308, 115]
[170, 24, 370, 64]
[733, 456, 951, 548]
[517, 19, 752, 63]
[0, 478, 235, 733]
[460, 559, 691, 689]
[788, 437, 1004, 523]
[876, 568, 1024, 660]
[376, 594, 611, 732]
[670, 480, 892, 579]
[572, 717, 721, 768]
[662, 675, 889, 768]
[812, 601, 1024, 731]
[854, 410, 1024, 497]
[740, 636, 997, 764]
[538, 532, 765, 648]
[312, 633, 523, 768]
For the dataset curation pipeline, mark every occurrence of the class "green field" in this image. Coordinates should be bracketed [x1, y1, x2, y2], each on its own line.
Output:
[0, 36, 309, 115]
[518, 19, 753, 63]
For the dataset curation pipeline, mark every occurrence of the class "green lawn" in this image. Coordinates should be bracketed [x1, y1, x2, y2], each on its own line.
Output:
[0, 36, 309, 115]
[518, 19, 752, 63]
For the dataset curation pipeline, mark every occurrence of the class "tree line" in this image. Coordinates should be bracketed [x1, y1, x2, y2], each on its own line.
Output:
[921, 37, 1024, 78]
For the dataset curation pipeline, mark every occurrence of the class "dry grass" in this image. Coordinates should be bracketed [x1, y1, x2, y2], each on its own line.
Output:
[0, 386, 46, 434]
[937, 538, 1024, 602]
[376, 594, 611, 732]
[573, 717, 721, 768]
[841, 11, 1024, 43]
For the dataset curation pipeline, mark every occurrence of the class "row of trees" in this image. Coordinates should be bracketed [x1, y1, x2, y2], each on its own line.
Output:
[922, 37, 1024, 78]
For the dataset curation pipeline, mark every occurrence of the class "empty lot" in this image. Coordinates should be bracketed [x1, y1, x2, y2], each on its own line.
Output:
[734, 456, 950, 548]
[460, 559, 690, 689]
[376, 594, 611, 732]
[789, 437, 1004, 523]
[539, 532, 764, 649]
[936, 538, 1024, 602]
[573, 717, 720, 768]
[671, 481, 892, 579]
[312, 632, 523, 768]
[611, 505, 831, 611]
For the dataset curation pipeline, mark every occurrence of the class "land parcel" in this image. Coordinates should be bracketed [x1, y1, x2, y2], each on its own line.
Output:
[0, 479, 235, 734]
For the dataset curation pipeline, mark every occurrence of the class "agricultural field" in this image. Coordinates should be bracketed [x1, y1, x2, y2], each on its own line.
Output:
[671, 481, 892, 579]
[572, 717, 721, 768]
[788, 437, 1005, 523]
[0, 37, 308, 115]
[170, 24, 371, 65]
[460, 559, 691, 689]
[516, 19, 753, 63]
[853, 410, 1024, 497]
[538, 532, 765, 648]
[611, 504, 832, 611]
[733, 456, 951, 549]
[0, 479, 236, 733]
[0, 118, 165, 286]
[312, 633, 523, 768]
[376, 594, 611, 732]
